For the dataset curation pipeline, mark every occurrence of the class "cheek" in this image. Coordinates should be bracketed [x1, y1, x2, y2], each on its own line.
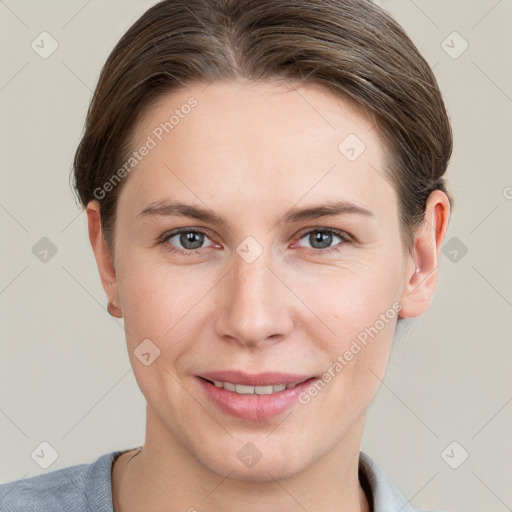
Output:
[296, 255, 403, 348]
[293, 258, 402, 401]
[119, 262, 205, 347]
[295, 282, 398, 431]
[117, 262, 209, 405]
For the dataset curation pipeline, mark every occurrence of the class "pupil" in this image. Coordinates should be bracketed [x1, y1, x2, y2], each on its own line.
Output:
[181, 231, 203, 249]
[311, 232, 331, 249]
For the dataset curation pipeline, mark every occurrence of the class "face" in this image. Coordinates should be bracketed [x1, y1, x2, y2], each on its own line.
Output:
[102, 80, 416, 480]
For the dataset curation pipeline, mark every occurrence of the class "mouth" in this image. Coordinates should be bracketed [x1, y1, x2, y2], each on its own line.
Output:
[201, 378, 309, 395]
[196, 371, 318, 421]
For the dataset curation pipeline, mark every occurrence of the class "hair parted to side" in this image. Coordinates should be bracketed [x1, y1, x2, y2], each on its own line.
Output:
[73, 0, 453, 253]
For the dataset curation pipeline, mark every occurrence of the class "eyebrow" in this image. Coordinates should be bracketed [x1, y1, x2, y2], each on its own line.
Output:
[137, 199, 374, 225]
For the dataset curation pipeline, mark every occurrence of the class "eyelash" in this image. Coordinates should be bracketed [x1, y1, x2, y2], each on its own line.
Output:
[157, 227, 352, 257]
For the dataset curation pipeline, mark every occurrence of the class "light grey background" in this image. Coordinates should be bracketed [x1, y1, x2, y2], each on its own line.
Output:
[1, 1, 511, 511]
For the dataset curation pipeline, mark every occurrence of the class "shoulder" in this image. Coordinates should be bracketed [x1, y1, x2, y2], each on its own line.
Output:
[0, 450, 123, 512]
[359, 451, 448, 512]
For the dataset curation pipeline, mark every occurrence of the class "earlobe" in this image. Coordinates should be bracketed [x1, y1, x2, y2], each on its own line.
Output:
[399, 190, 450, 319]
[86, 201, 123, 318]
[106, 280, 123, 319]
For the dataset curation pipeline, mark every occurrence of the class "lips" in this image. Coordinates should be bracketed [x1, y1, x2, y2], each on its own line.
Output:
[197, 371, 317, 421]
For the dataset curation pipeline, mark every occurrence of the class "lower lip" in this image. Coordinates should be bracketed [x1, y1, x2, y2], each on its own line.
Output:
[197, 377, 316, 421]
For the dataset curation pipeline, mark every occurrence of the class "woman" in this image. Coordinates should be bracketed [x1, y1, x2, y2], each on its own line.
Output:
[0, 0, 452, 510]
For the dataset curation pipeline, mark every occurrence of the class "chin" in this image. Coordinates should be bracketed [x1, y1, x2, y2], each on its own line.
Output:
[193, 437, 314, 482]
[208, 456, 306, 482]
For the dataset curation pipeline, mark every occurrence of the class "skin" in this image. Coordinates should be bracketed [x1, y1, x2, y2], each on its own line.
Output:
[87, 80, 450, 512]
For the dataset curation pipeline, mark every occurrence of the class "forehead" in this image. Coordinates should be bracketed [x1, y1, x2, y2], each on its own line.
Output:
[120, 80, 396, 219]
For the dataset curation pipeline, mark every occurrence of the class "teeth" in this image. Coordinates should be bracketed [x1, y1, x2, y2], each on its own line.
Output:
[211, 380, 302, 395]
[235, 384, 254, 394]
[255, 385, 274, 395]
[224, 382, 236, 391]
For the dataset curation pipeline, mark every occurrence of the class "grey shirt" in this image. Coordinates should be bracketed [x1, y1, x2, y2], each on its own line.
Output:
[0, 449, 442, 511]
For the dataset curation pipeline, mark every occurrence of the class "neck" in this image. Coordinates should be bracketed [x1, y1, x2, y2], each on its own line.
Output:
[113, 407, 370, 512]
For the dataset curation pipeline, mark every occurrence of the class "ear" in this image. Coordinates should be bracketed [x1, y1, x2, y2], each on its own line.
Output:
[86, 200, 122, 318]
[399, 189, 451, 318]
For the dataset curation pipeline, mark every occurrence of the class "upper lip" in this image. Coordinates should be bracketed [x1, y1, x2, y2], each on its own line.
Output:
[199, 370, 315, 387]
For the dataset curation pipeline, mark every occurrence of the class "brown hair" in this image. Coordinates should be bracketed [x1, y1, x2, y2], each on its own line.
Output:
[72, 0, 453, 253]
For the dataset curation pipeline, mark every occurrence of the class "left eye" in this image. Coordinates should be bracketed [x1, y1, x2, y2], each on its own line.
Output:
[297, 229, 349, 251]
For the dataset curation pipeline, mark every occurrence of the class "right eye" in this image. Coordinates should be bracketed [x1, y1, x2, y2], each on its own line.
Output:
[160, 229, 217, 255]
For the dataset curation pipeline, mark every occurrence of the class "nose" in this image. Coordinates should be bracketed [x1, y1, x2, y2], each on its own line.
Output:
[214, 248, 294, 348]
